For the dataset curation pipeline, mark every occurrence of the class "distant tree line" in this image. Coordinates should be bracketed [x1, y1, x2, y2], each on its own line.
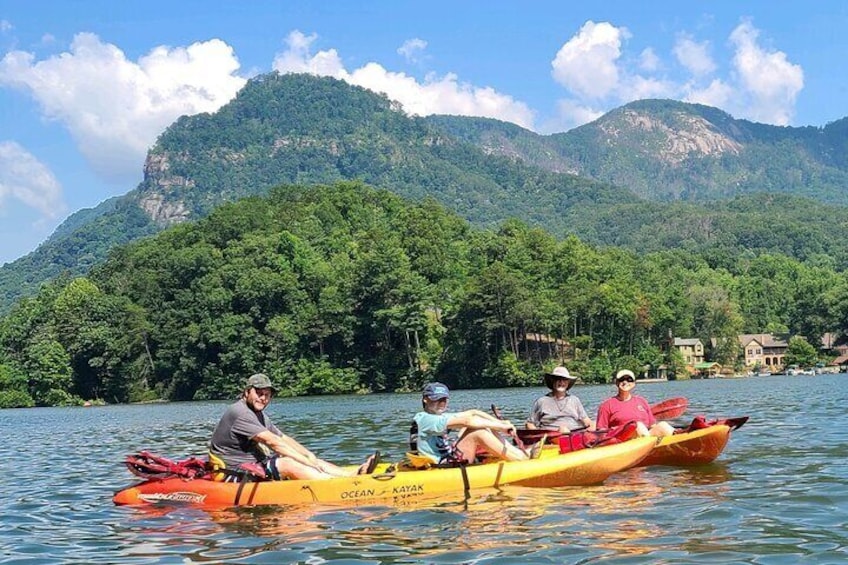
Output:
[1, 182, 846, 408]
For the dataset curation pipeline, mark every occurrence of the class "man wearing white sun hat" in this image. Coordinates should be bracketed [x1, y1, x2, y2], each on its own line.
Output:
[526, 366, 596, 433]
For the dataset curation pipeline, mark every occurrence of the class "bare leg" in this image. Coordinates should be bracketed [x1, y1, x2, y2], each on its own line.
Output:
[275, 453, 378, 480]
[456, 429, 529, 462]
[635, 422, 651, 437]
[650, 421, 675, 437]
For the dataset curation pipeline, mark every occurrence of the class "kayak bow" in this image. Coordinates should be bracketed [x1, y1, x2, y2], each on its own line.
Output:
[637, 418, 747, 467]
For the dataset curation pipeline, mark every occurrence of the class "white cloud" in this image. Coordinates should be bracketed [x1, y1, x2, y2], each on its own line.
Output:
[0, 20, 12, 33]
[729, 20, 803, 125]
[548, 19, 803, 130]
[272, 30, 346, 76]
[551, 21, 628, 100]
[673, 34, 716, 76]
[684, 78, 735, 111]
[397, 38, 427, 64]
[0, 141, 65, 218]
[0, 33, 246, 183]
[272, 30, 535, 129]
[628, 75, 676, 101]
[545, 99, 604, 133]
[639, 47, 661, 72]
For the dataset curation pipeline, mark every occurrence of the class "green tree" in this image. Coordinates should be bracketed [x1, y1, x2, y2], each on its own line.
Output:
[783, 336, 818, 368]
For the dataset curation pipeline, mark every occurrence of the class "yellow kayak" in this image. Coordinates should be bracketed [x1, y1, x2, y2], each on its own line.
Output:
[113, 436, 657, 508]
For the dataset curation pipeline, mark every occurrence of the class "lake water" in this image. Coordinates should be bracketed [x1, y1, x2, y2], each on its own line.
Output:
[1, 374, 846, 564]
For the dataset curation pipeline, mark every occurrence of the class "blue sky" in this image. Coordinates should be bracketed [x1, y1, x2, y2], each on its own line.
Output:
[1, 1, 847, 265]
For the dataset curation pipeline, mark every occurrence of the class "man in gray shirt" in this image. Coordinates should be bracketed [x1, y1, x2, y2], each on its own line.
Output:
[209, 373, 379, 480]
[526, 366, 596, 433]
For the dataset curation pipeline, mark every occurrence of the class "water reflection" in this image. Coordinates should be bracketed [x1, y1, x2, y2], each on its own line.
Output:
[3, 375, 848, 563]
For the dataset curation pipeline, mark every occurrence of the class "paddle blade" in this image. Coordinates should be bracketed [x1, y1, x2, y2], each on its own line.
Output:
[651, 397, 689, 419]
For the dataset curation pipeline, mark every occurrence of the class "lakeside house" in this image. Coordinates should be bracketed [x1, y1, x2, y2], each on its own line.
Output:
[738, 333, 789, 370]
[673, 338, 704, 367]
[694, 361, 722, 378]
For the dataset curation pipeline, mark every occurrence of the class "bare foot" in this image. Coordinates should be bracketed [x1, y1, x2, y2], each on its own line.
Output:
[357, 450, 381, 475]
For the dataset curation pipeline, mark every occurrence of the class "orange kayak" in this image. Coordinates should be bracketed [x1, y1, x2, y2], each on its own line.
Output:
[637, 422, 741, 467]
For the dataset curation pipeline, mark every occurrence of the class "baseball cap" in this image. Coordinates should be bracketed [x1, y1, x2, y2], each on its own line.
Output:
[422, 382, 450, 400]
[246, 373, 277, 392]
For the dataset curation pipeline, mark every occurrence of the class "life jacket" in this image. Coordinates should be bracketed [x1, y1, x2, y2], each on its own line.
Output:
[678, 415, 749, 433]
[558, 421, 640, 454]
[124, 451, 209, 480]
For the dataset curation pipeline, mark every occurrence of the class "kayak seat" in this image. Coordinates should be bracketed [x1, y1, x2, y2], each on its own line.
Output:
[402, 450, 475, 470]
[208, 452, 270, 482]
[404, 451, 434, 469]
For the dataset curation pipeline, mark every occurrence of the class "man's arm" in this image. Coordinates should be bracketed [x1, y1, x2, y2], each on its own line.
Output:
[253, 430, 318, 467]
[526, 399, 542, 429]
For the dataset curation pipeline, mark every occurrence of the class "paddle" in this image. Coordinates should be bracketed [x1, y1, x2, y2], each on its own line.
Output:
[489, 404, 526, 449]
[498, 397, 688, 443]
[651, 397, 689, 420]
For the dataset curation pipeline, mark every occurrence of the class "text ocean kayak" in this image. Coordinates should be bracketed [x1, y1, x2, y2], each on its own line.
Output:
[113, 436, 657, 507]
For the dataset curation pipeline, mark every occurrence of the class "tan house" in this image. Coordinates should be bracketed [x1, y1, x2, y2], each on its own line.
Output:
[521, 332, 569, 363]
[739, 334, 789, 370]
[673, 338, 704, 366]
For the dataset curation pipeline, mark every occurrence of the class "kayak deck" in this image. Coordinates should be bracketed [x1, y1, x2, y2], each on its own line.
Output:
[113, 437, 657, 508]
[637, 424, 733, 467]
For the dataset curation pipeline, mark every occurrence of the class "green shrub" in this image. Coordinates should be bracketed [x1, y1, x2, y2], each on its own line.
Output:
[0, 389, 35, 408]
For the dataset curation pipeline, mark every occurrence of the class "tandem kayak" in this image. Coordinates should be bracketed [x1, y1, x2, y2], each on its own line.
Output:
[636, 417, 749, 467]
[113, 436, 657, 508]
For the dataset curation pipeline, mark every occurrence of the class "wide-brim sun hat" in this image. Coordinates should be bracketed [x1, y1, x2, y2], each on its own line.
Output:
[544, 366, 577, 390]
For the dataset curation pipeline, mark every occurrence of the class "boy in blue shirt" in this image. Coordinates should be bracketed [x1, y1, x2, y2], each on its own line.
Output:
[413, 382, 543, 464]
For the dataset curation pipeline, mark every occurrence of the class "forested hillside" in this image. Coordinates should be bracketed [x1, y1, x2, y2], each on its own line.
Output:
[430, 100, 848, 203]
[0, 73, 630, 311]
[1, 184, 845, 408]
[3, 73, 848, 315]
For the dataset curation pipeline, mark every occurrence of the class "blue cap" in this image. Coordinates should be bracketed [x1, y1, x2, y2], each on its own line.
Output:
[422, 382, 450, 400]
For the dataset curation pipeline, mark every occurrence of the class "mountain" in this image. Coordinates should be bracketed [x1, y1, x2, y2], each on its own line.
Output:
[3, 73, 848, 313]
[429, 100, 848, 203]
[0, 73, 629, 311]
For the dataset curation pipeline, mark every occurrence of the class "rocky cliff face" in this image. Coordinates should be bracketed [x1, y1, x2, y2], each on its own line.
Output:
[433, 98, 848, 204]
[137, 152, 192, 225]
[605, 108, 743, 164]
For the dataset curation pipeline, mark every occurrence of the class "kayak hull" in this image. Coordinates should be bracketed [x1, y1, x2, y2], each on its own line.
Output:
[637, 424, 732, 467]
[113, 437, 657, 508]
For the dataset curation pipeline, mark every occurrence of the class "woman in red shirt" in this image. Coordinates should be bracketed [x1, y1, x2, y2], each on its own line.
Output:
[596, 370, 674, 437]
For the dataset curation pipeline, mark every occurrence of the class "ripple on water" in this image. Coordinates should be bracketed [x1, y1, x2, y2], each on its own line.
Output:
[1, 376, 847, 563]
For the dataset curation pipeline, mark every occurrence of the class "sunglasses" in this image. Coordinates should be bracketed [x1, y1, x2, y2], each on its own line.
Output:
[617, 377, 635, 383]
